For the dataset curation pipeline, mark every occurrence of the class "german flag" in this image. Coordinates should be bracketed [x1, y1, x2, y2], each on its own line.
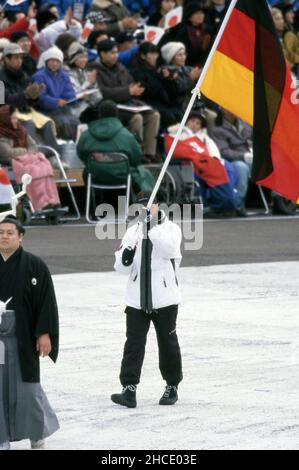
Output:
[201, 0, 299, 202]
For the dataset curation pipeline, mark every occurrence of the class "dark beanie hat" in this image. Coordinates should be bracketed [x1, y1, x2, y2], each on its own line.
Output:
[97, 100, 118, 118]
[0, 216, 26, 234]
[138, 41, 158, 56]
[10, 31, 30, 43]
[183, 2, 207, 22]
[97, 39, 117, 54]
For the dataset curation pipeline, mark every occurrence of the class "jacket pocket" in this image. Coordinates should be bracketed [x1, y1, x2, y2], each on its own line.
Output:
[163, 277, 167, 288]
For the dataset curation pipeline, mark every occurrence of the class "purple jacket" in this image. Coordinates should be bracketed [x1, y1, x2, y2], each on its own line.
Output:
[33, 66, 76, 113]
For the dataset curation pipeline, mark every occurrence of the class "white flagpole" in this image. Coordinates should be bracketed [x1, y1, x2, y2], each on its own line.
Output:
[147, 0, 239, 208]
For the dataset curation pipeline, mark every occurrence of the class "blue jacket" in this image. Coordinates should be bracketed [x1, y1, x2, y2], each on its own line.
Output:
[33, 66, 76, 112]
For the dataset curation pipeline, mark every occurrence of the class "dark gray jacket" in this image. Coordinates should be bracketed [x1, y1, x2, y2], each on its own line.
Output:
[209, 119, 253, 162]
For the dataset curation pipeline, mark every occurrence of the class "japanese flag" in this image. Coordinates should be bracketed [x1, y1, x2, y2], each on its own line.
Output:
[164, 6, 183, 30]
[144, 26, 164, 46]
[0, 168, 14, 205]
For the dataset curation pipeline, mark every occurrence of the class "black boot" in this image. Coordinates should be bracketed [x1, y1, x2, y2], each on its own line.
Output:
[111, 385, 137, 408]
[159, 385, 178, 405]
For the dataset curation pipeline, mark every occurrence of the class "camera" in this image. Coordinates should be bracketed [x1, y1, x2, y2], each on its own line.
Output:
[160, 65, 178, 77]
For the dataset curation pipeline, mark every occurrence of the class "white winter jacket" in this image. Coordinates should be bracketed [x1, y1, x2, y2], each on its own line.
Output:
[34, 20, 82, 53]
[114, 215, 182, 309]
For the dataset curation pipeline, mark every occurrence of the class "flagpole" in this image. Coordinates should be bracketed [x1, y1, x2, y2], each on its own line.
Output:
[147, 0, 239, 208]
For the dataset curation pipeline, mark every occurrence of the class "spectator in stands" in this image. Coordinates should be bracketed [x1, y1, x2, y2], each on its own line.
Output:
[34, 5, 82, 53]
[130, 42, 182, 129]
[11, 32, 37, 76]
[148, 0, 177, 27]
[77, 100, 155, 192]
[86, 30, 109, 61]
[115, 31, 139, 67]
[0, 5, 39, 59]
[0, 103, 61, 168]
[161, 2, 211, 66]
[166, 109, 243, 215]
[160, 41, 201, 111]
[209, 108, 253, 216]
[96, 39, 160, 162]
[33, 46, 80, 141]
[271, 7, 299, 77]
[178, 2, 211, 66]
[123, 0, 156, 17]
[0, 43, 60, 151]
[89, 0, 138, 36]
[55, 32, 77, 61]
[65, 42, 103, 118]
[0, 105, 36, 164]
[116, 31, 136, 52]
[205, 0, 229, 37]
[281, 3, 297, 33]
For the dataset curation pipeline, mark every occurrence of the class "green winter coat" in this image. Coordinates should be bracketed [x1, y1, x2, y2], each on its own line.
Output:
[77, 117, 155, 191]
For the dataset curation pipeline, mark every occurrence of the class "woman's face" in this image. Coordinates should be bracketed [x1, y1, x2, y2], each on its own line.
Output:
[47, 58, 61, 72]
[172, 48, 186, 67]
[161, 0, 176, 15]
[11, 115, 19, 129]
[75, 54, 88, 69]
[285, 10, 295, 25]
[272, 11, 284, 32]
[143, 52, 159, 67]
[189, 10, 205, 27]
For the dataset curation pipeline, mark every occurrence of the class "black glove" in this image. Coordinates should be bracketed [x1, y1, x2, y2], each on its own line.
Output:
[122, 246, 136, 267]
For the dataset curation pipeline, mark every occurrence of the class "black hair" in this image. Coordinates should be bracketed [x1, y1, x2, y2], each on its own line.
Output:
[0, 216, 26, 235]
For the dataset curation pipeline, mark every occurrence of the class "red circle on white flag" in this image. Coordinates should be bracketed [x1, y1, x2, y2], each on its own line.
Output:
[168, 15, 178, 28]
[147, 31, 157, 42]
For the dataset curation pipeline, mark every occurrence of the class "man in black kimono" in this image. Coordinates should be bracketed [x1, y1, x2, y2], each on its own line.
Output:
[0, 216, 59, 450]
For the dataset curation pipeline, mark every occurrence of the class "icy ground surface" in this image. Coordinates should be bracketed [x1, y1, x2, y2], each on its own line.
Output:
[12, 262, 299, 450]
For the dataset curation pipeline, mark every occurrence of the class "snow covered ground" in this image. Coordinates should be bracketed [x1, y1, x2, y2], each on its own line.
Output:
[12, 262, 299, 450]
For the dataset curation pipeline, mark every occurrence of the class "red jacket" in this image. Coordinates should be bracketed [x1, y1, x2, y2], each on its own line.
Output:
[164, 133, 229, 188]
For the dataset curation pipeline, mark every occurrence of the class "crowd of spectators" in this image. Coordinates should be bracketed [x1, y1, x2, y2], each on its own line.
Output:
[0, 0, 297, 217]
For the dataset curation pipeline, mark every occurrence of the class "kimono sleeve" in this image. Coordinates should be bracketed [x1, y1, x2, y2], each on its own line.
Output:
[33, 259, 59, 362]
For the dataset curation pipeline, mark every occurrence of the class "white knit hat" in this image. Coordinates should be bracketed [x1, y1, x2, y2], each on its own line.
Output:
[37, 46, 64, 69]
[160, 42, 185, 64]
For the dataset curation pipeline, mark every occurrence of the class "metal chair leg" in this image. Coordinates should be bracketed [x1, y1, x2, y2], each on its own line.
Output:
[258, 185, 270, 215]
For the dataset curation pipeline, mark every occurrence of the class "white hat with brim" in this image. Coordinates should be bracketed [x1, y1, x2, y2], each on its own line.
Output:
[2, 43, 25, 57]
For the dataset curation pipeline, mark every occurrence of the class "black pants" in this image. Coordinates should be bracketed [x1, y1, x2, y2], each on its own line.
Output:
[120, 305, 183, 387]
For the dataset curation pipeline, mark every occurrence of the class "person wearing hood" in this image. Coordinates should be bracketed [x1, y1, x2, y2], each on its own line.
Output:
[77, 100, 155, 192]
[111, 190, 183, 408]
[33, 46, 80, 141]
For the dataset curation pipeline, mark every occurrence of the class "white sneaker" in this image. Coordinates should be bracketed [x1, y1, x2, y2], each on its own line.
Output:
[30, 439, 45, 450]
[0, 441, 10, 450]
